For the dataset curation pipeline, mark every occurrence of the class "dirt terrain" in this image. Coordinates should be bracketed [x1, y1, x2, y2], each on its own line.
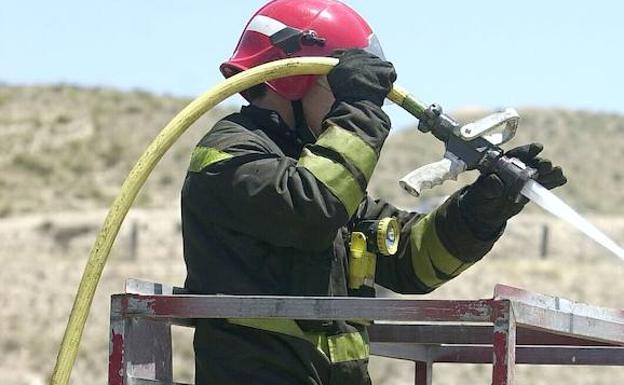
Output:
[0, 85, 622, 384]
[1, 210, 622, 385]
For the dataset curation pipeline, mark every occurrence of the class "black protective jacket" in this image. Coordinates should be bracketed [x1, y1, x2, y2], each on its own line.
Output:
[181, 100, 498, 385]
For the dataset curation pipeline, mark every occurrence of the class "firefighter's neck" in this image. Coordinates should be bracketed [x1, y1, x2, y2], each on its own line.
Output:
[252, 90, 296, 130]
[252, 80, 335, 137]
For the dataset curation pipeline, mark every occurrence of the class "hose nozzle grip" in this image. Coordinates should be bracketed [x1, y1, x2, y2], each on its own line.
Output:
[493, 156, 538, 203]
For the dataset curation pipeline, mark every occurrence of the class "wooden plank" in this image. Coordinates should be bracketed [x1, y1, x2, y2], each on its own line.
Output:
[371, 343, 431, 361]
[491, 301, 515, 385]
[110, 295, 173, 385]
[109, 284, 624, 385]
[127, 377, 190, 385]
[446, 346, 624, 366]
[125, 318, 173, 382]
[169, 318, 195, 328]
[494, 285, 623, 322]
[119, 294, 494, 323]
[414, 361, 432, 385]
[368, 323, 614, 346]
[109, 297, 126, 385]
[369, 324, 490, 345]
[371, 343, 624, 365]
[511, 302, 624, 346]
[125, 279, 188, 295]
[495, 285, 624, 346]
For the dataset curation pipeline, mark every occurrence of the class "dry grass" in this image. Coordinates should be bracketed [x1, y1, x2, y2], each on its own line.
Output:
[0, 85, 622, 384]
[1, 85, 624, 217]
[0, 85, 232, 217]
[1, 210, 622, 385]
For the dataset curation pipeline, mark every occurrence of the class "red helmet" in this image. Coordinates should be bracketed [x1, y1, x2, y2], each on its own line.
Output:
[221, 0, 385, 101]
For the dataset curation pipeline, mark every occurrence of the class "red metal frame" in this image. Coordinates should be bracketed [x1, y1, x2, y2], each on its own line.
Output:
[109, 281, 624, 385]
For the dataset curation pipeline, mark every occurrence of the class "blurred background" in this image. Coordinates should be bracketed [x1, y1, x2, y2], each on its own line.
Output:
[1, 1, 623, 384]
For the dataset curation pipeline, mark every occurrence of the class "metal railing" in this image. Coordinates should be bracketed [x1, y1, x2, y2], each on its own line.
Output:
[109, 280, 624, 385]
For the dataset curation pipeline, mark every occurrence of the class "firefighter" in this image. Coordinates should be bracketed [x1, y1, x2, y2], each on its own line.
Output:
[181, 1, 566, 384]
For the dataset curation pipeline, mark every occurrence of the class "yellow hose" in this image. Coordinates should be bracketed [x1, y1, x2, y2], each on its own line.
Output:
[50, 56, 427, 385]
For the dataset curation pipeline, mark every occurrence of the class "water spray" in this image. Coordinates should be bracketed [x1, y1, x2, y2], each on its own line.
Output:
[521, 180, 624, 260]
[399, 104, 624, 261]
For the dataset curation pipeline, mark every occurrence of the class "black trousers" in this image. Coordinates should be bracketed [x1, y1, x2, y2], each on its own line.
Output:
[193, 320, 371, 385]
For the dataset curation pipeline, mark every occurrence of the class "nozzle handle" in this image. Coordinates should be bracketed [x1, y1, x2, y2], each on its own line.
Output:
[399, 154, 467, 197]
[459, 108, 520, 144]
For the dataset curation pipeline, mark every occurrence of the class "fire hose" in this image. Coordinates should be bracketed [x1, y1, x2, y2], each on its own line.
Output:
[51, 56, 623, 385]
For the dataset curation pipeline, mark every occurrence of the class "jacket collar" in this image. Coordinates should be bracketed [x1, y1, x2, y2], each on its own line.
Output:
[241, 104, 306, 157]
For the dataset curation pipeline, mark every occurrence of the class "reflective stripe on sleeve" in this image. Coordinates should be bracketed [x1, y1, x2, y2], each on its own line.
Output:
[297, 148, 364, 216]
[188, 146, 233, 172]
[315, 125, 378, 181]
[409, 212, 475, 289]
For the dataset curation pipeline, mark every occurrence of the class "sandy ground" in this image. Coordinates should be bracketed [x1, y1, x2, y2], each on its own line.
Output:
[1, 209, 623, 385]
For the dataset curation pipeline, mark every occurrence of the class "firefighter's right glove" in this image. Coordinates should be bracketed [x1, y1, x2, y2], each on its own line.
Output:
[459, 143, 567, 239]
[327, 48, 397, 107]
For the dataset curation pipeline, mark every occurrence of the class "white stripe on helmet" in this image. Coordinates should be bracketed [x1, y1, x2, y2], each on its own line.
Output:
[247, 17, 386, 62]
[247, 14, 289, 37]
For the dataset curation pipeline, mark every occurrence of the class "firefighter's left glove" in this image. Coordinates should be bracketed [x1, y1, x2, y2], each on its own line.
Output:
[459, 142, 567, 239]
[328, 48, 397, 107]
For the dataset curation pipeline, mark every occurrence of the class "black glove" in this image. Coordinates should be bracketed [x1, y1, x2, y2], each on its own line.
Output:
[459, 142, 567, 239]
[327, 48, 397, 106]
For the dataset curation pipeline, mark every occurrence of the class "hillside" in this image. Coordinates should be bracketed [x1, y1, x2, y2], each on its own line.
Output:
[0, 85, 623, 385]
[1, 85, 624, 215]
[0, 85, 232, 217]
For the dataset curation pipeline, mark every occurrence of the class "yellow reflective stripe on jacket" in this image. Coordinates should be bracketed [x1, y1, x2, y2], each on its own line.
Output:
[227, 318, 369, 363]
[327, 330, 370, 363]
[409, 212, 475, 289]
[315, 125, 378, 180]
[189, 146, 233, 172]
[297, 148, 364, 216]
[228, 318, 308, 340]
[228, 318, 329, 359]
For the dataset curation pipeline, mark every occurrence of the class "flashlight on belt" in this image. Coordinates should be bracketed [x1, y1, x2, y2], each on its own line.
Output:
[349, 218, 401, 290]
